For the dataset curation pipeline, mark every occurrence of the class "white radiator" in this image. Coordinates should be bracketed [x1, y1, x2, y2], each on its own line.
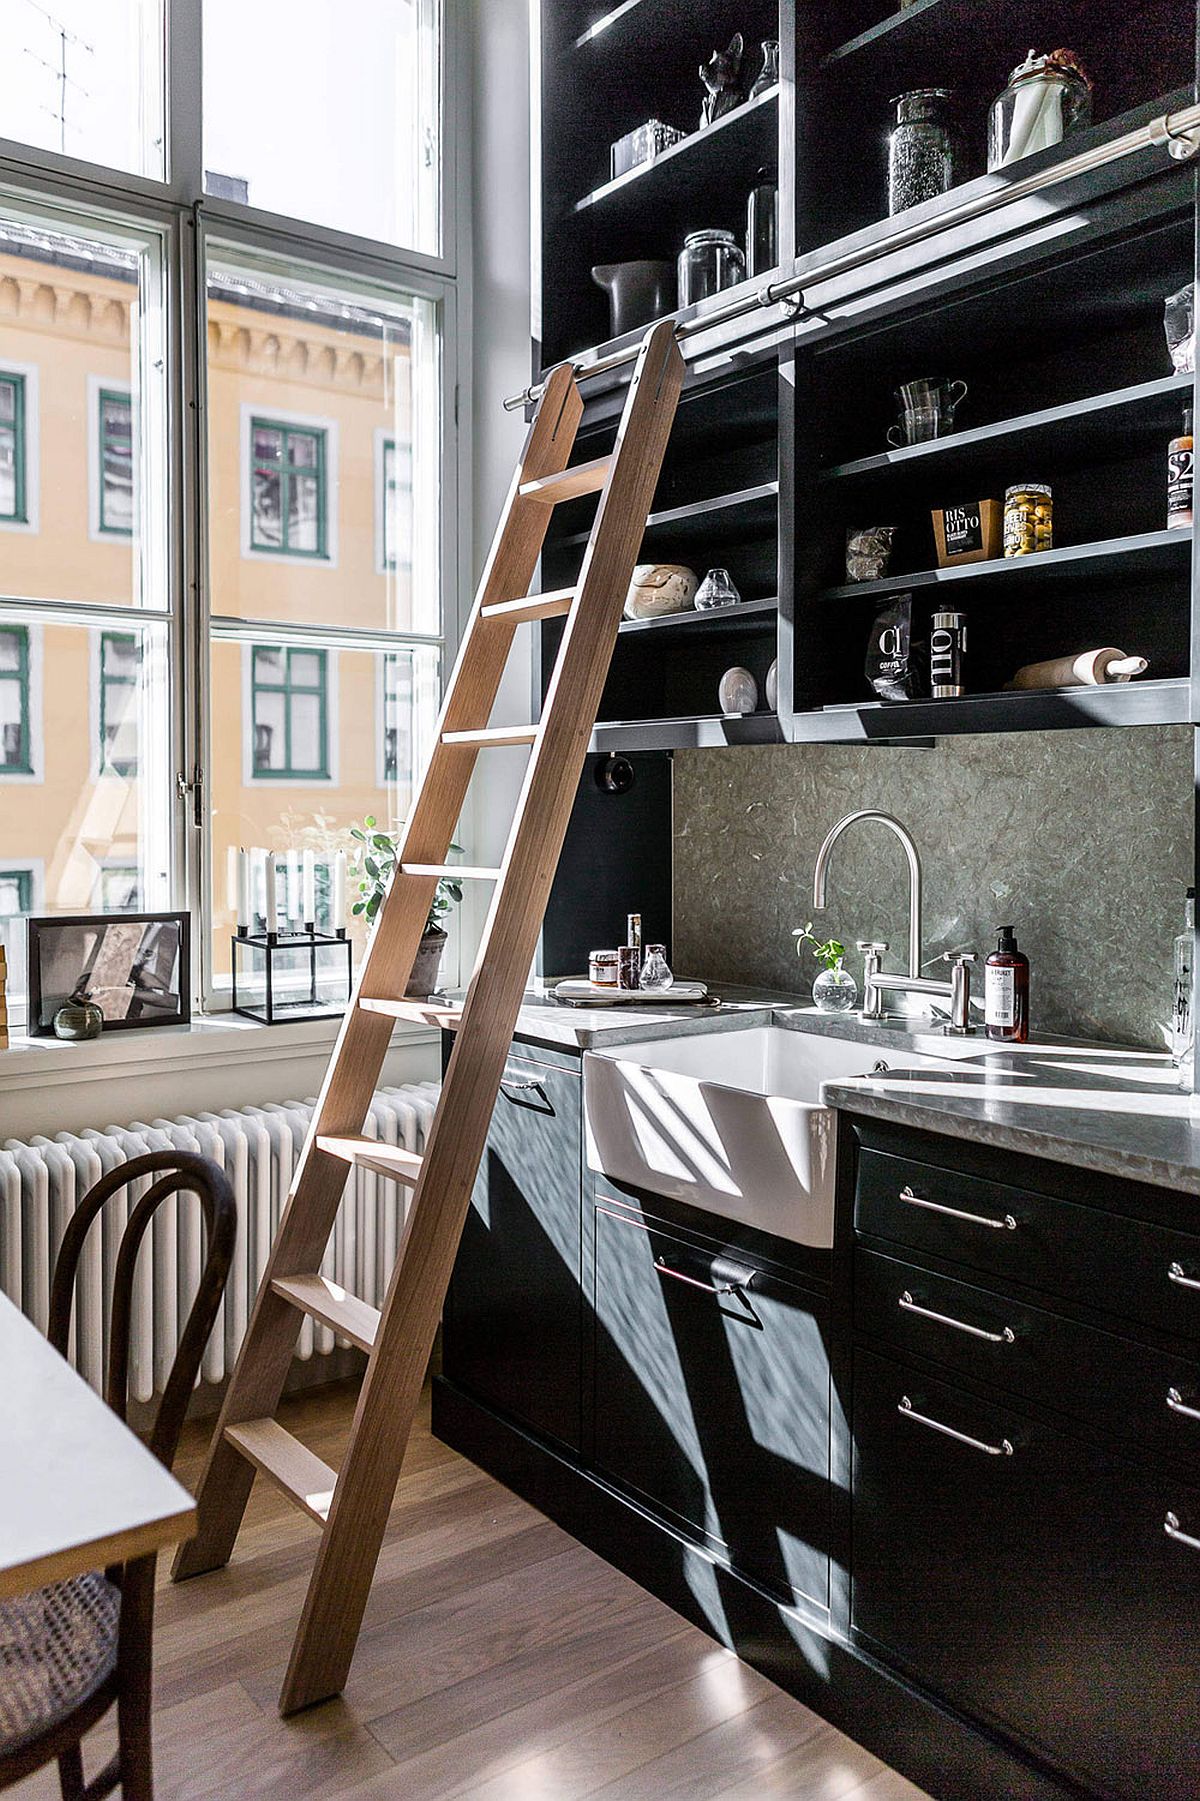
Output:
[0, 1082, 441, 1400]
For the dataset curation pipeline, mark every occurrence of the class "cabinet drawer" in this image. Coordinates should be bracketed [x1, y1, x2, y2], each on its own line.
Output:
[852, 1348, 1200, 1801]
[592, 1202, 831, 1610]
[855, 1247, 1200, 1470]
[855, 1143, 1200, 1345]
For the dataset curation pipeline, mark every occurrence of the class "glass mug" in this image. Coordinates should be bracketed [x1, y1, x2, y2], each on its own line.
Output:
[887, 377, 968, 447]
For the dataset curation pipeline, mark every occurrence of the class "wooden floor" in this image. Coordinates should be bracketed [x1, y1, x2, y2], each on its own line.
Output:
[16, 1383, 933, 1801]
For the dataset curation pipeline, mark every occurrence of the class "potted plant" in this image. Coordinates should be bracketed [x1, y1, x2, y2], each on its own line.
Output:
[792, 922, 858, 1013]
[349, 817, 464, 998]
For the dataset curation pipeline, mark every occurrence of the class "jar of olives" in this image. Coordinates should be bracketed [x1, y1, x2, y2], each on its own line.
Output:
[1004, 482, 1053, 557]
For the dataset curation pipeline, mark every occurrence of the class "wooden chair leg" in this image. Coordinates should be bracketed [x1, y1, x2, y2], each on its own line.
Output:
[116, 1667, 154, 1801]
[57, 1743, 84, 1801]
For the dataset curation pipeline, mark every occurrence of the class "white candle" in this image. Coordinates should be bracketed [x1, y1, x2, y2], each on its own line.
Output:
[332, 850, 346, 930]
[226, 846, 239, 917]
[265, 851, 278, 936]
[287, 849, 301, 928]
[302, 849, 316, 926]
[235, 848, 248, 929]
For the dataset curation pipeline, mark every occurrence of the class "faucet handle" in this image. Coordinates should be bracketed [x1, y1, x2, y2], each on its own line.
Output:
[856, 940, 889, 955]
[945, 950, 977, 966]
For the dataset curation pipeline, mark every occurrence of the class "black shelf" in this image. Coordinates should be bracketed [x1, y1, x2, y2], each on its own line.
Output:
[617, 597, 778, 637]
[572, 0, 651, 49]
[820, 529, 1192, 603]
[821, 0, 942, 70]
[573, 87, 779, 217]
[795, 677, 1191, 742]
[553, 478, 779, 551]
[590, 711, 785, 752]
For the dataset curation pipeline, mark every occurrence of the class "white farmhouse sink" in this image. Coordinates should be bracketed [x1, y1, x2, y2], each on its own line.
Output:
[584, 1025, 954, 1250]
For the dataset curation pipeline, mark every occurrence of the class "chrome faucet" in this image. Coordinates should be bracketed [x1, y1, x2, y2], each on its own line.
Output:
[812, 810, 922, 978]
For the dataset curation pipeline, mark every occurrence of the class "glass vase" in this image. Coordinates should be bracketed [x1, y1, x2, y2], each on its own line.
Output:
[813, 964, 858, 1013]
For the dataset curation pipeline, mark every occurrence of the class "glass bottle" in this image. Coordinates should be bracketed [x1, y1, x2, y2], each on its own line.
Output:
[888, 88, 961, 216]
[749, 40, 779, 100]
[1173, 888, 1195, 1068]
[677, 229, 746, 308]
[639, 945, 673, 991]
[1168, 406, 1194, 530]
[694, 567, 741, 610]
[747, 169, 778, 277]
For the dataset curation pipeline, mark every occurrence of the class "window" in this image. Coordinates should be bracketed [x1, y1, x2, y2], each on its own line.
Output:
[249, 419, 328, 559]
[0, 2, 166, 181]
[99, 631, 140, 774]
[0, 868, 31, 917]
[379, 437, 413, 573]
[0, 625, 31, 772]
[97, 864, 140, 910]
[251, 646, 329, 780]
[0, 374, 26, 523]
[97, 387, 134, 535]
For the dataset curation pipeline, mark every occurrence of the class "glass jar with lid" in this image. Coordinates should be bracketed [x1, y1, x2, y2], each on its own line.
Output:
[888, 88, 961, 216]
[988, 49, 1092, 171]
[678, 229, 746, 308]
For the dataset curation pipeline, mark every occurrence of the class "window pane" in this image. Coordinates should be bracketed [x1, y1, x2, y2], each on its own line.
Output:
[0, 1, 165, 180]
[203, 0, 441, 254]
[207, 250, 441, 634]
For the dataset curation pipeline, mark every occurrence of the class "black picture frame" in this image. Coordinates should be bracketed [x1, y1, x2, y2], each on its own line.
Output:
[26, 911, 191, 1038]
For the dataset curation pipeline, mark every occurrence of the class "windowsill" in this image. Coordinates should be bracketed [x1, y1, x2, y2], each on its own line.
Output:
[0, 1009, 435, 1091]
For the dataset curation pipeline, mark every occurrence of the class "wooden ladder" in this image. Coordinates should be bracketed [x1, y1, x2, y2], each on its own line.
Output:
[172, 319, 685, 1716]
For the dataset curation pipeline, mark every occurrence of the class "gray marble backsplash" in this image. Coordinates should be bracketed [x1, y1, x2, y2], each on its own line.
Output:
[672, 727, 1194, 1049]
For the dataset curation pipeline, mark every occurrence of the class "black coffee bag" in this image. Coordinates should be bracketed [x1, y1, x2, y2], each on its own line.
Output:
[866, 594, 922, 701]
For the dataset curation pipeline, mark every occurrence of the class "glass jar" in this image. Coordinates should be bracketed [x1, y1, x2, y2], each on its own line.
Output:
[988, 50, 1093, 171]
[677, 229, 746, 308]
[589, 949, 619, 988]
[888, 88, 961, 216]
[1003, 483, 1053, 556]
[639, 945, 673, 991]
[813, 964, 858, 1013]
[747, 171, 778, 277]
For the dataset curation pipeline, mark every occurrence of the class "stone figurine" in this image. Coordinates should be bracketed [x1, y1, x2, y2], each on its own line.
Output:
[700, 34, 744, 128]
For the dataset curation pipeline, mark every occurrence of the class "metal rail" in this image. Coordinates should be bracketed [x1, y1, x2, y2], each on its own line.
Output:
[504, 101, 1200, 412]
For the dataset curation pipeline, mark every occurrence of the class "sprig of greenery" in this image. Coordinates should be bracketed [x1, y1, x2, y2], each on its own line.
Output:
[792, 921, 847, 971]
[349, 815, 464, 935]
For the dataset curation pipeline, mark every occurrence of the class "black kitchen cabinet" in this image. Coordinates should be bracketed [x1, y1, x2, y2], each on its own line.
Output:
[442, 1047, 584, 1454]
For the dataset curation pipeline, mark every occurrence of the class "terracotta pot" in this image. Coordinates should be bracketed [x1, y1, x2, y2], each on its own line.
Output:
[405, 926, 448, 999]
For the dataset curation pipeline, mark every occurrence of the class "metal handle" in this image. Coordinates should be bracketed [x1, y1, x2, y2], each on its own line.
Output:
[1167, 1387, 1200, 1422]
[1168, 1261, 1200, 1292]
[898, 1394, 1014, 1457]
[1165, 1511, 1200, 1551]
[899, 1290, 1015, 1344]
[900, 1184, 1017, 1231]
[499, 1070, 546, 1095]
[654, 1256, 755, 1296]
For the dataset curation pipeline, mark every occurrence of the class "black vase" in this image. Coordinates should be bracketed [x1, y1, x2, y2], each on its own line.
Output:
[591, 260, 677, 340]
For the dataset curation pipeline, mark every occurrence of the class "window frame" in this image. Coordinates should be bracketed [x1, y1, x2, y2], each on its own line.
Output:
[246, 642, 333, 785]
[97, 628, 141, 777]
[247, 414, 330, 561]
[92, 378, 136, 539]
[0, 865, 33, 915]
[0, 622, 35, 778]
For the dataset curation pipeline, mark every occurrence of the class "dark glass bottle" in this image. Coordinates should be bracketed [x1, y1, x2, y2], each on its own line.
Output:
[984, 925, 1030, 1043]
[747, 169, 778, 277]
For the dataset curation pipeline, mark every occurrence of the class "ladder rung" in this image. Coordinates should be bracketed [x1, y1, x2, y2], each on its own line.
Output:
[317, 1134, 424, 1186]
[480, 588, 576, 623]
[272, 1274, 381, 1355]
[519, 455, 611, 502]
[441, 725, 539, 747]
[358, 996, 463, 1029]
[401, 863, 501, 880]
[224, 1419, 337, 1526]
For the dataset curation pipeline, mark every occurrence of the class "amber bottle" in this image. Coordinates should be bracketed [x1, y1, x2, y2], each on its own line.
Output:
[1168, 406, 1193, 530]
[984, 925, 1030, 1043]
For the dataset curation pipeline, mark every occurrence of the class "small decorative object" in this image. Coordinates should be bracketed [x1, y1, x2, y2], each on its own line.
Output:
[624, 562, 698, 619]
[232, 928, 352, 1024]
[888, 376, 967, 446]
[1006, 648, 1149, 690]
[1003, 482, 1053, 555]
[746, 170, 778, 277]
[596, 753, 635, 794]
[846, 524, 897, 581]
[866, 595, 921, 701]
[718, 665, 758, 715]
[930, 610, 968, 697]
[765, 658, 778, 711]
[931, 500, 1003, 565]
[988, 49, 1092, 171]
[1165, 284, 1195, 373]
[699, 34, 744, 128]
[27, 912, 191, 1037]
[888, 88, 962, 216]
[618, 946, 641, 989]
[793, 923, 858, 1014]
[52, 985, 105, 1041]
[591, 261, 677, 340]
[678, 229, 746, 307]
[350, 815, 463, 998]
[748, 39, 779, 99]
[639, 944, 674, 991]
[589, 949, 619, 987]
[695, 566, 741, 610]
[609, 119, 686, 182]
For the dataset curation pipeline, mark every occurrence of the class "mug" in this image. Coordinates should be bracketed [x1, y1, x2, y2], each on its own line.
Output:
[887, 377, 968, 446]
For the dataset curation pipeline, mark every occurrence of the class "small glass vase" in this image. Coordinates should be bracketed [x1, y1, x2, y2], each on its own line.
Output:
[694, 567, 741, 610]
[639, 944, 673, 991]
[813, 963, 858, 1013]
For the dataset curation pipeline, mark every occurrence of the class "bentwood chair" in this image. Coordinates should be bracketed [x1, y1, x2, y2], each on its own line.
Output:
[0, 1150, 236, 1800]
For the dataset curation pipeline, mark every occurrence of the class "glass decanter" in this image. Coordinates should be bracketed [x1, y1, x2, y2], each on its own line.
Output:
[639, 945, 674, 991]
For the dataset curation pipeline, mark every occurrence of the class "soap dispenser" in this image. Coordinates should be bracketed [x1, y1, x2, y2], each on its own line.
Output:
[985, 926, 1030, 1043]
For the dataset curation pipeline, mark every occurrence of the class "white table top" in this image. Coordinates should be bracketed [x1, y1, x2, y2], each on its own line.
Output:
[0, 1290, 195, 1600]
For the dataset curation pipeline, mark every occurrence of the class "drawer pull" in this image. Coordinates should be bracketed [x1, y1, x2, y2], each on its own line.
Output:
[1167, 1387, 1200, 1422]
[898, 1394, 1014, 1457]
[1168, 1261, 1200, 1292]
[899, 1185, 1017, 1231]
[654, 1256, 755, 1297]
[500, 1071, 546, 1095]
[899, 1290, 1015, 1344]
[1165, 1511, 1200, 1551]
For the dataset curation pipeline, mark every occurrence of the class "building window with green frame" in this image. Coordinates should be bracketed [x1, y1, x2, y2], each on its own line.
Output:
[251, 644, 329, 779]
[97, 387, 134, 535]
[99, 630, 140, 775]
[380, 436, 412, 573]
[249, 417, 328, 557]
[0, 867, 32, 918]
[0, 373, 27, 524]
[0, 623, 31, 772]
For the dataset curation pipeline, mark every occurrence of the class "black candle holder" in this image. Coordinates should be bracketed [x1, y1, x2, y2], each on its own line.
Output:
[231, 925, 352, 1025]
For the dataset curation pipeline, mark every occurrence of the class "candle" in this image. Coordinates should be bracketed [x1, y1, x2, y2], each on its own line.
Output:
[302, 849, 316, 926]
[226, 846, 239, 918]
[236, 848, 249, 930]
[265, 851, 278, 936]
[332, 850, 346, 930]
[287, 849, 301, 928]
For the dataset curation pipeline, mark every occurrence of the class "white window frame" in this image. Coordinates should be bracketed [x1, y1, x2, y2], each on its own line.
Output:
[87, 373, 135, 543]
[92, 856, 142, 911]
[0, 619, 44, 784]
[0, 854, 44, 914]
[239, 402, 340, 569]
[0, 357, 40, 536]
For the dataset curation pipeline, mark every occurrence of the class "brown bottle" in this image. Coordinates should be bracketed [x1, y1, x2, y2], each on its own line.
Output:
[984, 925, 1029, 1043]
[1168, 406, 1193, 530]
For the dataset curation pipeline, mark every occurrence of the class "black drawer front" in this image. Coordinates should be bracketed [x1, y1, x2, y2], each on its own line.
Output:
[855, 1247, 1200, 1470]
[592, 1202, 831, 1610]
[855, 1143, 1200, 1345]
[852, 1348, 1200, 1801]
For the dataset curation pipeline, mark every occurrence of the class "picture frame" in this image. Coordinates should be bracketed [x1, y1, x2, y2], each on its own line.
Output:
[26, 911, 191, 1038]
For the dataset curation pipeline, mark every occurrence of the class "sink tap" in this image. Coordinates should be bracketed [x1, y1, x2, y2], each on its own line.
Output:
[812, 810, 922, 978]
[858, 945, 978, 1035]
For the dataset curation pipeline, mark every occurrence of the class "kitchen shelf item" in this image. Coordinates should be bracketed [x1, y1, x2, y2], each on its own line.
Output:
[591, 260, 676, 338]
[888, 88, 962, 216]
[989, 49, 1093, 171]
[1007, 649, 1150, 689]
[820, 528, 1191, 603]
[678, 229, 746, 308]
[932, 501, 1003, 565]
[624, 562, 698, 619]
[695, 567, 742, 610]
[747, 171, 778, 277]
[888, 376, 967, 445]
[610, 119, 686, 181]
[573, 85, 778, 217]
[1004, 482, 1053, 555]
